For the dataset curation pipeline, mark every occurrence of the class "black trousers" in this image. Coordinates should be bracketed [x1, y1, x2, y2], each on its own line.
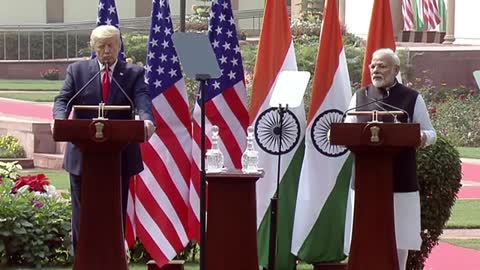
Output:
[69, 173, 130, 252]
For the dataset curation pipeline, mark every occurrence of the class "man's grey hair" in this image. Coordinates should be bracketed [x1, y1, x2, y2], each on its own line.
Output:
[90, 25, 121, 49]
[372, 48, 400, 66]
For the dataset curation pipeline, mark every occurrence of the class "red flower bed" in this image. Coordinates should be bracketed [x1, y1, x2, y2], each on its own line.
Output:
[12, 174, 50, 193]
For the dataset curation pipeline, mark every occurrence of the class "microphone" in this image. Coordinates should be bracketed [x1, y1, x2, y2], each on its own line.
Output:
[65, 65, 106, 115]
[111, 75, 135, 119]
[343, 88, 410, 123]
[342, 97, 387, 120]
[366, 89, 411, 123]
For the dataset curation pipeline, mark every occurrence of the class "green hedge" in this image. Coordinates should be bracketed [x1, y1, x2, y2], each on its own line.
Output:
[0, 171, 72, 267]
[0, 135, 25, 159]
[0, 32, 91, 60]
[407, 135, 462, 269]
[419, 86, 480, 147]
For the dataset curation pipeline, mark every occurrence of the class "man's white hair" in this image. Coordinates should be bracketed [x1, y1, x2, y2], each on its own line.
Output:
[372, 48, 400, 66]
[90, 25, 121, 49]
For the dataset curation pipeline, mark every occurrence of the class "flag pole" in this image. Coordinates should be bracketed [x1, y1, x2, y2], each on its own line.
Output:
[180, 0, 186, 32]
[197, 74, 209, 270]
[267, 104, 288, 270]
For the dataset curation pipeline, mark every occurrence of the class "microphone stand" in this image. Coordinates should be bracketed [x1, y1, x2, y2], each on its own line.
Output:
[267, 103, 288, 270]
[196, 74, 210, 270]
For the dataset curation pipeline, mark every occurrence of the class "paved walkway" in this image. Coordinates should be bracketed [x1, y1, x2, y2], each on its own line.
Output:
[442, 229, 480, 240]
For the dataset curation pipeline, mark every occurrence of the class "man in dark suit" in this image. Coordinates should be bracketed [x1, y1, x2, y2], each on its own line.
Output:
[53, 25, 156, 251]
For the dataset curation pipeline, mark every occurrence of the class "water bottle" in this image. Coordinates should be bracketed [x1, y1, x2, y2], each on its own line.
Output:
[242, 126, 259, 173]
[206, 125, 224, 172]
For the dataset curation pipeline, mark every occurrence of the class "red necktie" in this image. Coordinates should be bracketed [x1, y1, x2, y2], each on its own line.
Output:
[102, 65, 110, 104]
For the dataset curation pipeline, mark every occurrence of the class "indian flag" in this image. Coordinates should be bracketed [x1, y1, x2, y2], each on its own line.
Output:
[291, 0, 353, 262]
[413, 0, 424, 31]
[249, 0, 306, 269]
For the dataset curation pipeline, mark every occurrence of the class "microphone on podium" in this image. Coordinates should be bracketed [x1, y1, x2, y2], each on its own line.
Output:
[111, 75, 135, 119]
[65, 64, 107, 115]
[343, 89, 410, 123]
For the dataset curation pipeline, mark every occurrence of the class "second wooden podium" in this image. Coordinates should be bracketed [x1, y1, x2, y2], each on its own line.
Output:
[205, 169, 263, 270]
[330, 122, 420, 270]
[53, 119, 145, 270]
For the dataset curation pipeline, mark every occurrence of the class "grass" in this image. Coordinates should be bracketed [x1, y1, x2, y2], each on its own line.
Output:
[20, 169, 70, 190]
[0, 92, 57, 102]
[457, 146, 480, 159]
[445, 200, 480, 229]
[0, 79, 63, 90]
[443, 239, 480, 250]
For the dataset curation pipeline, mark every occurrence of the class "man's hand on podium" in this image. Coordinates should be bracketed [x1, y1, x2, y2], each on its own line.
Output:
[144, 120, 156, 141]
[419, 131, 427, 148]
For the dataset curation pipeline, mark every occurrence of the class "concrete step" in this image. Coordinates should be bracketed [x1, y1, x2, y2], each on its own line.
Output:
[33, 153, 63, 169]
[0, 158, 34, 168]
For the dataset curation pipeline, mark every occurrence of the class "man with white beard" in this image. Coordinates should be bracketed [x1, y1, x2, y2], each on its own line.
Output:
[345, 48, 437, 270]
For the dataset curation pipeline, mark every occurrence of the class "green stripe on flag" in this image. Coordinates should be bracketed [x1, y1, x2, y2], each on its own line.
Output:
[413, 0, 424, 31]
[258, 139, 305, 270]
[297, 155, 353, 263]
[438, 0, 447, 32]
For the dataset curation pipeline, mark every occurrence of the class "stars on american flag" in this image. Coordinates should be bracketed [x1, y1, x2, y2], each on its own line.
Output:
[205, 0, 244, 101]
[145, 0, 182, 96]
[95, 0, 126, 60]
[97, 0, 119, 27]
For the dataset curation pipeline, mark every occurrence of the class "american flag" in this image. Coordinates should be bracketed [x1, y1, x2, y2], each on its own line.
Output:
[189, 0, 249, 240]
[134, 0, 192, 266]
[95, 0, 125, 60]
[401, 0, 415, 31]
[94, 0, 136, 248]
[423, 0, 441, 30]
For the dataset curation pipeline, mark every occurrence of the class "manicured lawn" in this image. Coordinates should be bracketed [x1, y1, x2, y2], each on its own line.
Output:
[443, 239, 480, 250]
[457, 147, 480, 159]
[0, 79, 63, 90]
[0, 92, 57, 102]
[446, 200, 480, 229]
[20, 169, 70, 190]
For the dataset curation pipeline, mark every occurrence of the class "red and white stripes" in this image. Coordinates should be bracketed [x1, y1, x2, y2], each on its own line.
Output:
[188, 81, 249, 241]
[401, 0, 415, 31]
[423, 0, 442, 30]
[135, 80, 192, 267]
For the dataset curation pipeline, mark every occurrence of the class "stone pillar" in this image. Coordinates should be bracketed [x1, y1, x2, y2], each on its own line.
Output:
[135, 0, 150, 17]
[46, 0, 64, 23]
[443, 0, 455, 44]
[390, 0, 403, 41]
[232, 0, 239, 10]
[291, 0, 303, 21]
[338, 0, 346, 30]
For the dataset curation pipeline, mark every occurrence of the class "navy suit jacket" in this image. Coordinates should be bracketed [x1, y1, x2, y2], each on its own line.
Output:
[53, 59, 154, 176]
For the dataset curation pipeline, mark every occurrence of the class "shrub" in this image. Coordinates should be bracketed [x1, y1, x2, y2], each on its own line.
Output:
[0, 135, 25, 159]
[185, 14, 209, 32]
[291, 18, 321, 37]
[0, 31, 90, 60]
[427, 89, 480, 147]
[123, 33, 149, 67]
[0, 163, 72, 267]
[0, 161, 22, 181]
[407, 135, 462, 269]
[40, 68, 60, 80]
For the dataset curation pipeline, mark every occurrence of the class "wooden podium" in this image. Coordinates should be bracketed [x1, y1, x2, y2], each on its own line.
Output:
[205, 169, 263, 270]
[53, 119, 145, 270]
[330, 122, 420, 270]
